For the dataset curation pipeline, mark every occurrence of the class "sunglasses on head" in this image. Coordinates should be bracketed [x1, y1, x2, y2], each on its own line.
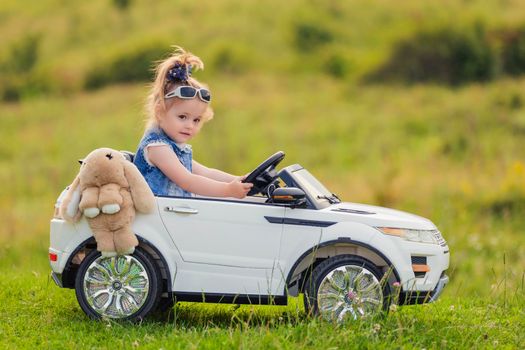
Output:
[164, 86, 211, 103]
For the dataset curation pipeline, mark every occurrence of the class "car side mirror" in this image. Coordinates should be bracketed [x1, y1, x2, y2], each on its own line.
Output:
[270, 187, 307, 208]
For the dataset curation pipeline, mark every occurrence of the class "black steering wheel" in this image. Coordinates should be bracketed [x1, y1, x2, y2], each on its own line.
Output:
[243, 151, 285, 196]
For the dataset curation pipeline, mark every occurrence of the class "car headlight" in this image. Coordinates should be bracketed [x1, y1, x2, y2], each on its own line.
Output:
[376, 227, 444, 245]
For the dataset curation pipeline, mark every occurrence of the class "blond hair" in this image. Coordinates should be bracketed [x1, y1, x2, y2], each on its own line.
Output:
[145, 46, 213, 129]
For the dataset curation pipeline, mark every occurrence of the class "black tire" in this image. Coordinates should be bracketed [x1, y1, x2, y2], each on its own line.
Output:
[75, 248, 162, 321]
[303, 255, 391, 321]
[148, 294, 177, 321]
[155, 294, 176, 313]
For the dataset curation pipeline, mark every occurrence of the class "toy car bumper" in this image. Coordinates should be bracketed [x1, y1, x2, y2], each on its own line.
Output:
[399, 273, 449, 305]
[51, 272, 63, 288]
[428, 273, 449, 302]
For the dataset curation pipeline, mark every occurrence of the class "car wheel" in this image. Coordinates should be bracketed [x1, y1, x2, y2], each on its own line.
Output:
[304, 255, 390, 322]
[75, 248, 162, 321]
[155, 294, 176, 314]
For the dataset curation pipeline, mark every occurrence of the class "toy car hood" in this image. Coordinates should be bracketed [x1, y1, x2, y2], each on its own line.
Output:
[322, 201, 436, 231]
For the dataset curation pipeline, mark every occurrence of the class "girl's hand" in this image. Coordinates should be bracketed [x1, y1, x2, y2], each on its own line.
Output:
[227, 179, 253, 198]
[237, 173, 250, 182]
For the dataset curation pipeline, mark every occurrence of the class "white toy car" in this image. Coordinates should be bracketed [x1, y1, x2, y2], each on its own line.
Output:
[49, 151, 449, 322]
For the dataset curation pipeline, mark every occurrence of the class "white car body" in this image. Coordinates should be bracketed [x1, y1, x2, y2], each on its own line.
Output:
[50, 161, 449, 319]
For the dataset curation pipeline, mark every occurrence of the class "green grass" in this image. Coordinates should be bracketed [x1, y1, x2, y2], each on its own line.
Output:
[2, 0, 525, 348]
[0, 265, 523, 349]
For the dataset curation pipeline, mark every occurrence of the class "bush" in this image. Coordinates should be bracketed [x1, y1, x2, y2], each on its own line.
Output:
[0, 34, 46, 101]
[85, 43, 168, 90]
[293, 22, 333, 52]
[211, 46, 250, 75]
[486, 194, 525, 219]
[323, 53, 349, 79]
[0, 77, 23, 102]
[112, 0, 131, 11]
[2, 34, 41, 74]
[366, 26, 497, 85]
[501, 27, 525, 76]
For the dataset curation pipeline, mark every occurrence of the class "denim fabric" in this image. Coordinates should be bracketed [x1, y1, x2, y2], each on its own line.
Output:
[134, 127, 193, 197]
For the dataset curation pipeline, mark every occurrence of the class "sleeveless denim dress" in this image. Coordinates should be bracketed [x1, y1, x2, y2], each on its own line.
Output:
[134, 127, 193, 197]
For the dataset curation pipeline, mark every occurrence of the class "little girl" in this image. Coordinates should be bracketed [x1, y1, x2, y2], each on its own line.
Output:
[134, 47, 253, 198]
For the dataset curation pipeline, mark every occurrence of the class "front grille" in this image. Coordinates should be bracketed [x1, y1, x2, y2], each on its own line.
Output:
[411, 256, 428, 278]
[431, 229, 447, 247]
[411, 256, 427, 265]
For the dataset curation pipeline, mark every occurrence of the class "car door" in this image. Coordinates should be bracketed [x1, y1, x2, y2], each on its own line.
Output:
[156, 196, 285, 269]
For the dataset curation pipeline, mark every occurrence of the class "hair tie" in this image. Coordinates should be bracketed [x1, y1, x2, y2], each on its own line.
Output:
[167, 62, 192, 83]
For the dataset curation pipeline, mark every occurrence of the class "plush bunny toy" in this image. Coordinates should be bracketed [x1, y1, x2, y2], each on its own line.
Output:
[60, 148, 155, 257]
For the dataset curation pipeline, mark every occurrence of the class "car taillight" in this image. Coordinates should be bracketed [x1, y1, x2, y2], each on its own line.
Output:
[49, 253, 58, 262]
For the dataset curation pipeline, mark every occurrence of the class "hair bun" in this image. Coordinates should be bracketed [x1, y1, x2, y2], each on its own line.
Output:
[167, 62, 192, 83]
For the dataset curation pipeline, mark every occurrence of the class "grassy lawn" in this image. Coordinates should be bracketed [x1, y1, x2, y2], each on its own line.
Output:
[1, 265, 523, 349]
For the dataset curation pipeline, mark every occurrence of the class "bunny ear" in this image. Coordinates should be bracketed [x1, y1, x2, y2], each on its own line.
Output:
[123, 160, 156, 213]
[60, 176, 82, 222]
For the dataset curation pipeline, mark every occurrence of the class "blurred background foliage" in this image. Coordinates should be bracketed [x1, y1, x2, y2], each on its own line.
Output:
[1, 0, 525, 298]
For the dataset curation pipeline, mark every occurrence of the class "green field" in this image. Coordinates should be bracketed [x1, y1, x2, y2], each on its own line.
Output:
[1, 0, 525, 348]
[1, 271, 523, 349]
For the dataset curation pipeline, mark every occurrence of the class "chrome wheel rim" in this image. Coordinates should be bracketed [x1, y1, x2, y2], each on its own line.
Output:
[83, 255, 150, 319]
[317, 265, 383, 322]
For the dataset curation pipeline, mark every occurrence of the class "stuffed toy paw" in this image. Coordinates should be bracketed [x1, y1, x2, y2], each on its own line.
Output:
[101, 251, 118, 258]
[60, 148, 155, 256]
[83, 207, 101, 218]
[102, 204, 120, 214]
[120, 246, 135, 255]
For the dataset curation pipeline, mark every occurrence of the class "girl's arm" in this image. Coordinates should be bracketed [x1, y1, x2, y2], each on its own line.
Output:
[192, 160, 240, 182]
[147, 146, 252, 198]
